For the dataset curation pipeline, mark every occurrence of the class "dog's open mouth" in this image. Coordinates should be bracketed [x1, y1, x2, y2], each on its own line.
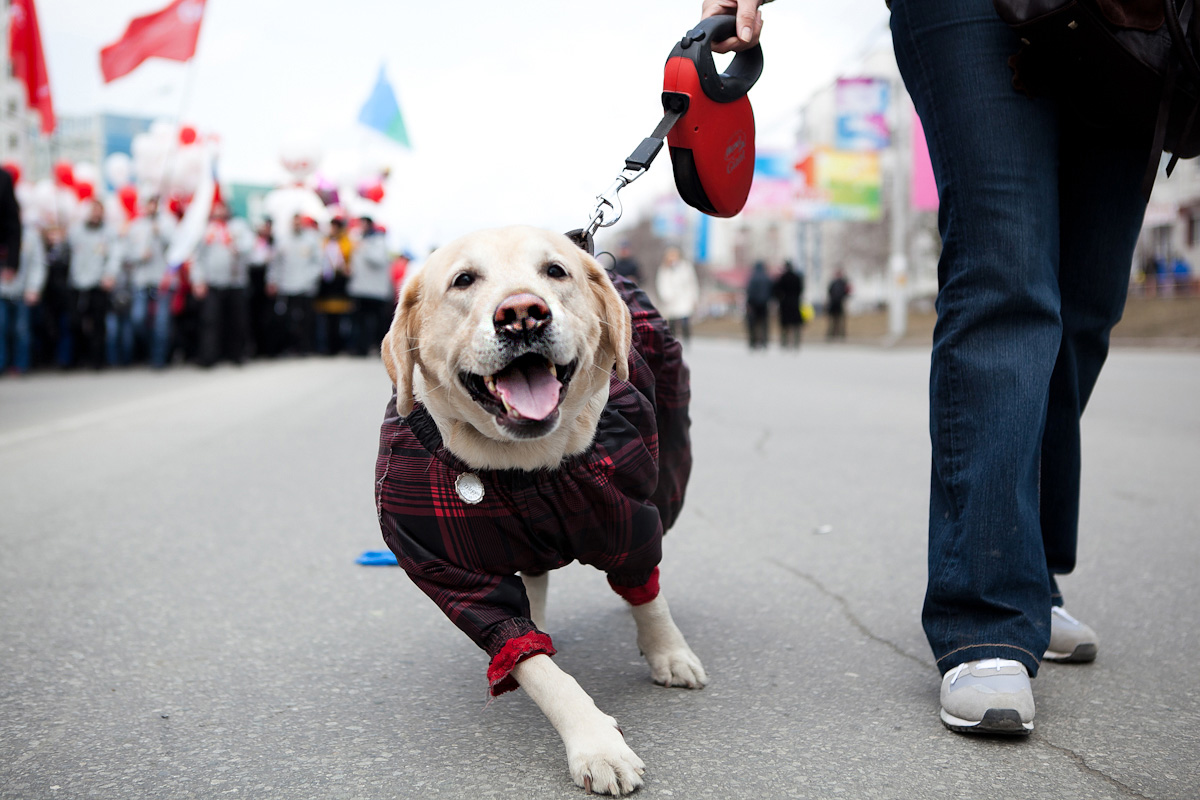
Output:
[461, 353, 578, 436]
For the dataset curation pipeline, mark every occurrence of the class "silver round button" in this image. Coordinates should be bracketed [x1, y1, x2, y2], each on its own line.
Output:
[455, 472, 485, 504]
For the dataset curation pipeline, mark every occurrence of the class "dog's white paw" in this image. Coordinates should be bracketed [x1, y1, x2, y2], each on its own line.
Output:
[643, 643, 708, 689]
[630, 595, 707, 689]
[565, 715, 646, 796]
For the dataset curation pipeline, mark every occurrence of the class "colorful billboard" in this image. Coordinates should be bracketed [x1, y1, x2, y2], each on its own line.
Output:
[795, 147, 881, 222]
[835, 77, 890, 152]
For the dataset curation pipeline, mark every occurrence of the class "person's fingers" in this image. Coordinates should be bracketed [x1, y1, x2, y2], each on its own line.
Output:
[704, 0, 764, 54]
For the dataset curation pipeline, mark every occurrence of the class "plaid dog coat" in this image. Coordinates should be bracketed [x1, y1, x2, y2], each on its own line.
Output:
[375, 273, 691, 695]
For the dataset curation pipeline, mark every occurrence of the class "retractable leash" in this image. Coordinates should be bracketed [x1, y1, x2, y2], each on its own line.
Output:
[567, 15, 764, 255]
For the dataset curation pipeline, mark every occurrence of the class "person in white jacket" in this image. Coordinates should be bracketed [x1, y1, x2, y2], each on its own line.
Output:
[654, 245, 699, 344]
[267, 214, 323, 355]
[191, 201, 252, 367]
[67, 199, 118, 369]
[346, 216, 392, 356]
[121, 196, 176, 368]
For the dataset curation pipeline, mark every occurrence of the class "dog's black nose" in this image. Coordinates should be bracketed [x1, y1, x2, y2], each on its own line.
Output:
[494, 293, 552, 337]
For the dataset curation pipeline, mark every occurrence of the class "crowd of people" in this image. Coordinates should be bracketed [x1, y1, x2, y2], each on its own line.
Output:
[607, 239, 857, 351]
[0, 170, 403, 376]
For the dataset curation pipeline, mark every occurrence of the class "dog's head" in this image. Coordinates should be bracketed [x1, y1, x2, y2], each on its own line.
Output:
[382, 226, 632, 470]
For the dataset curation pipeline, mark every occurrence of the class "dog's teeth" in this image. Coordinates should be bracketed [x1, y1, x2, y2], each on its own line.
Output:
[499, 394, 521, 419]
[485, 376, 497, 395]
[548, 361, 557, 379]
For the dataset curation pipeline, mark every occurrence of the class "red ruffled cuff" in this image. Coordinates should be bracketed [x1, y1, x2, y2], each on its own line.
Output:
[486, 631, 556, 697]
[608, 565, 660, 606]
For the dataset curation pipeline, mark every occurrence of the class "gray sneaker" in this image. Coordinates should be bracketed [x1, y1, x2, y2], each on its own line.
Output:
[940, 658, 1035, 735]
[1043, 606, 1099, 663]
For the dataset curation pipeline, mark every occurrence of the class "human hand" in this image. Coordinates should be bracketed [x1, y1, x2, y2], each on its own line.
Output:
[266, 283, 277, 297]
[100, 275, 116, 291]
[192, 281, 208, 300]
[701, 0, 765, 53]
[1, 267, 15, 284]
[24, 290, 39, 305]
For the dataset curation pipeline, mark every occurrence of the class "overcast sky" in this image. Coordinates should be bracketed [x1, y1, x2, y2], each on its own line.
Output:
[39, 0, 892, 249]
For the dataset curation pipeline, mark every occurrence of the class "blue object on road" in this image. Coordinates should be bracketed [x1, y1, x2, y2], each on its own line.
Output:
[356, 550, 399, 566]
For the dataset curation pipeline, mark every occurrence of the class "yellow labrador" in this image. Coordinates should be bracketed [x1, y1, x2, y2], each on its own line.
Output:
[375, 226, 704, 795]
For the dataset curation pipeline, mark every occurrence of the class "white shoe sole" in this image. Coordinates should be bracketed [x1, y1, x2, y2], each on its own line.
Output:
[941, 708, 1034, 735]
[1043, 642, 1097, 663]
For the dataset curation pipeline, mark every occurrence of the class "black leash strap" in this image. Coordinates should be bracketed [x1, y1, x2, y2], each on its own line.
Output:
[624, 97, 688, 172]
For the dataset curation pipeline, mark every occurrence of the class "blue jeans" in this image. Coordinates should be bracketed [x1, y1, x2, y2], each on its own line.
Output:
[106, 305, 135, 366]
[891, 0, 1150, 677]
[0, 298, 34, 373]
[130, 287, 173, 368]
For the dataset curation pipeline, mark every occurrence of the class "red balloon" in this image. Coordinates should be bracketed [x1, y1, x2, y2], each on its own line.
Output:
[74, 181, 95, 201]
[2, 162, 21, 185]
[361, 183, 385, 203]
[118, 185, 139, 219]
[179, 125, 198, 145]
[54, 160, 75, 188]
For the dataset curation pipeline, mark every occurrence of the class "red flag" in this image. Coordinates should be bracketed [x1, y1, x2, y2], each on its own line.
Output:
[99, 0, 206, 84]
[8, 0, 55, 134]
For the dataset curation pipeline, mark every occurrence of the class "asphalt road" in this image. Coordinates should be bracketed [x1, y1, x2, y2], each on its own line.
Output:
[1, 342, 1197, 800]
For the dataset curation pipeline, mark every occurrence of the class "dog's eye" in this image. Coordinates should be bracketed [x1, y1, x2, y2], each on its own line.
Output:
[545, 263, 568, 279]
[451, 272, 476, 289]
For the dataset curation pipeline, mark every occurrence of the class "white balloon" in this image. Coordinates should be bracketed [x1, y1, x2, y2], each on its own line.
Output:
[279, 136, 322, 183]
[73, 162, 100, 188]
[104, 152, 133, 187]
[15, 182, 34, 224]
[56, 187, 83, 225]
[170, 146, 207, 196]
[319, 148, 364, 187]
[31, 179, 56, 223]
[149, 119, 176, 140]
[104, 195, 127, 228]
[133, 131, 170, 192]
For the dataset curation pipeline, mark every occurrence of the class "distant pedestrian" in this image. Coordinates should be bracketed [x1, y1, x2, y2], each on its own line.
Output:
[612, 241, 642, 284]
[191, 201, 250, 367]
[66, 199, 118, 369]
[0, 167, 31, 374]
[104, 228, 136, 367]
[745, 261, 772, 350]
[390, 252, 410, 299]
[347, 216, 392, 356]
[0, 221, 46, 375]
[315, 216, 353, 355]
[655, 245, 699, 344]
[826, 268, 851, 341]
[246, 219, 277, 357]
[773, 260, 805, 350]
[268, 214, 323, 355]
[121, 197, 175, 368]
[38, 225, 71, 368]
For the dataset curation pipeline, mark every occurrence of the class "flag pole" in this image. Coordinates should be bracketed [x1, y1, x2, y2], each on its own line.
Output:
[158, 55, 200, 202]
[157, 0, 207, 204]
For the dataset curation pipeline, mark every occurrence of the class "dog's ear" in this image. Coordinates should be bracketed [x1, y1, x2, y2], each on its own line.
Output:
[582, 253, 632, 382]
[382, 271, 423, 415]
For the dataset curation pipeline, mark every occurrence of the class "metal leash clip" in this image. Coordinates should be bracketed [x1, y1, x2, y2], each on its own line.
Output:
[584, 166, 647, 238]
[581, 99, 687, 240]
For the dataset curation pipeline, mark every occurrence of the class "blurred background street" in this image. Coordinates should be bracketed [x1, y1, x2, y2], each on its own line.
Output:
[2, 342, 1197, 799]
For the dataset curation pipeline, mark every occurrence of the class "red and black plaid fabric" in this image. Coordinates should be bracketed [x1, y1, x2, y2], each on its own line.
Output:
[375, 272, 692, 695]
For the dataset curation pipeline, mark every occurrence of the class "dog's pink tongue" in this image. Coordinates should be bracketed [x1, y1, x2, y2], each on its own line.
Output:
[495, 367, 561, 420]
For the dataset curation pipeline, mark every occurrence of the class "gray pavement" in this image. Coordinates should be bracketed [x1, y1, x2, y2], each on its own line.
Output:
[1, 342, 1197, 800]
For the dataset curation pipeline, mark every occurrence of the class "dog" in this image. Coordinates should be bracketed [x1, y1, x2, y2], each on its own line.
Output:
[375, 226, 705, 795]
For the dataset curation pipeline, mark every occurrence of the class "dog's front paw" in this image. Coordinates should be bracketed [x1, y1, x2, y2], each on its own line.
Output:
[565, 715, 645, 796]
[644, 643, 708, 689]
